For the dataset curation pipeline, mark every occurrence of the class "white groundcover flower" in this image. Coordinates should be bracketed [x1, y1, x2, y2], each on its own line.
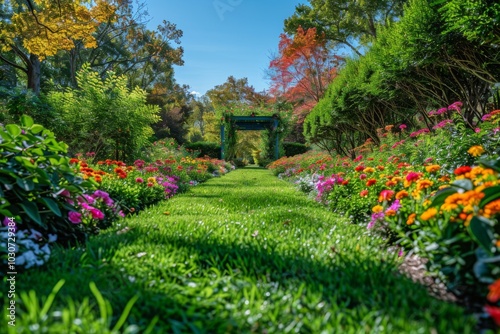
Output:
[1, 227, 57, 270]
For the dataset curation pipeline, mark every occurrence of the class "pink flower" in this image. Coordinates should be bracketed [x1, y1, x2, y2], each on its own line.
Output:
[399, 124, 407, 130]
[68, 211, 82, 224]
[135, 177, 144, 183]
[90, 209, 104, 220]
[475, 128, 481, 133]
[359, 174, 367, 180]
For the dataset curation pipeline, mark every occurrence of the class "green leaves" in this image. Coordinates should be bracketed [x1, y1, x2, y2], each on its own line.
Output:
[1, 117, 94, 241]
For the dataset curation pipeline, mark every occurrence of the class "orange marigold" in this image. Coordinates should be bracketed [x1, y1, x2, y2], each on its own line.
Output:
[406, 213, 416, 225]
[416, 179, 434, 191]
[396, 190, 409, 200]
[420, 208, 438, 221]
[467, 145, 485, 157]
[425, 165, 440, 173]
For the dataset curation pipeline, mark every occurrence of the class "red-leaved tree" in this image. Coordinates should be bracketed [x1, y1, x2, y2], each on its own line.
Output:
[269, 26, 343, 141]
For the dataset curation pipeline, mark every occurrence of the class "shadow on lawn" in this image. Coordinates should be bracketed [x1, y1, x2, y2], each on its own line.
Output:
[16, 223, 474, 333]
[13, 168, 475, 332]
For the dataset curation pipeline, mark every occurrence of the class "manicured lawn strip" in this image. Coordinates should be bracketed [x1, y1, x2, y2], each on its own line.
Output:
[11, 167, 475, 333]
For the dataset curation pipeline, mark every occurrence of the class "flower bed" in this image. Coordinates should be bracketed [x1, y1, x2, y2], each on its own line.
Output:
[268, 103, 500, 327]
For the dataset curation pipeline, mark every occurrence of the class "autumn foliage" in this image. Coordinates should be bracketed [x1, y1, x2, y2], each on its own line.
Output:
[269, 26, 342, 118]
[1, 0, 116, 59]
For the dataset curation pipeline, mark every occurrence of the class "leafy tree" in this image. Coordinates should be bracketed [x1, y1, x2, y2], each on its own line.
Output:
[47, 64, 159, 161]
[438, 0, 500, 46]
[147, 81, 193, 144]
[46, 1, 184, 92]
[185, 96, 214, 143]
[268, 26, 343, 142]
[206, 76, 267, 109]
[284, 0, 406, 56]
[0, 0, 116, 93]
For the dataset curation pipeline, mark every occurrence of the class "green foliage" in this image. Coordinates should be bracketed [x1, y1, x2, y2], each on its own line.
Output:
[0, 116, 95, 244]
[438, 0, 500, 45]
[283, 142, 310, 157]
[47, 64, 160, 162]
[8, 279, 156, 334]
[185, 141, 220, 159]
[0, 87, 61, 131]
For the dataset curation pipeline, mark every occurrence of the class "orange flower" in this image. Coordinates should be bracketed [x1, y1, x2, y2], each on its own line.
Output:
[467, 145, 485, 157]
[69, 158, 80, 164]
[416, 179, 434, 191]
[420, 208, 438, 221]
[385, 180, 397, 187]
[396, 190, 409, 200]
[406, 213, 416, 225]
[385, 209, 396, 216]
[363, 167, 375, 173]
[488, 279, 500, 303]
[372, 205, 384, 213]
[425, 165, 440, 173]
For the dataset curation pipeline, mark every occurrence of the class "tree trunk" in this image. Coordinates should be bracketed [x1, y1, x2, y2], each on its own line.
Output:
[27, 54, 41, 94]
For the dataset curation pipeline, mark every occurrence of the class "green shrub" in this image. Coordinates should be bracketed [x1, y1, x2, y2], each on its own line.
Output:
[185, 141, 221, 159]
[0, 116, 95, 245]
[283, 142, 309, 157]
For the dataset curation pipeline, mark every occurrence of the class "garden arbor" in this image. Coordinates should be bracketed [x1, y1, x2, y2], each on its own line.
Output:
[220, 115, 280, 160]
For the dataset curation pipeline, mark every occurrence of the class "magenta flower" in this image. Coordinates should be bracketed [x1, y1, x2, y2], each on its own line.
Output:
[399, 124, 407, 130]
[68, 211, 82, 224]
[90, 209, 104, 220]
[135, 177, 144, 183]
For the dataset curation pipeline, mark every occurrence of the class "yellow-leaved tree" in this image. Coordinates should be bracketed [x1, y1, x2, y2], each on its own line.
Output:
[0, 0, 116, 93]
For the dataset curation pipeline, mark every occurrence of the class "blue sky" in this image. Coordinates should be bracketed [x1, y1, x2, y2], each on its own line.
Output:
[145, 0, 304, 96]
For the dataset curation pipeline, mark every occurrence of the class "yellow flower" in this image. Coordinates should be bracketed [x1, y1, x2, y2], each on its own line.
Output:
[421, 208, 438, 221]
[363, 167, 375, 173]
[425, 165, 441, 173]
[372, 205, 384, 213]
[467, 145, 485, 157]
[147, 177, 156, 184]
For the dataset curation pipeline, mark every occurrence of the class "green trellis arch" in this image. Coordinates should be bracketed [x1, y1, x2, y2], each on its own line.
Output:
[220, 115, 280, 161]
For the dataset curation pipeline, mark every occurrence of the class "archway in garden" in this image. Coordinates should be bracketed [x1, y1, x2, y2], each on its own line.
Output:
[220, 115, 280, 161]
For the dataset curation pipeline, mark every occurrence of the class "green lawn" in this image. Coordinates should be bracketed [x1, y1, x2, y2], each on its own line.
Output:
[8, 167, 476, 333]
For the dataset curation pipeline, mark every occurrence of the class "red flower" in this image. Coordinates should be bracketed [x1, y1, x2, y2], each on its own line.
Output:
[485, 305, 500, 326]
[366, 179, 377, 187]
[360, 190, 369, 197]
[378, 190, 395, 202]
[355, 165, 365, 172]
[454, 166, 472, 176]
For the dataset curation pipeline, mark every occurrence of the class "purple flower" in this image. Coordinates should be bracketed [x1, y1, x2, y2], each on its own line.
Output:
[68, 211, 82, 224]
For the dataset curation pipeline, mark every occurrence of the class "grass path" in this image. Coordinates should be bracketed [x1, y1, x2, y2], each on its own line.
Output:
[12, 167, 475, 333]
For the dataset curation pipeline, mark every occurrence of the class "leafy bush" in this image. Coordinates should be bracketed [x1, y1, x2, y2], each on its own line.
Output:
[47, 64, 160, 162]
[283, 142, 309, 157]
[185, 141, 220, 159]
[0, 115, 95, 245]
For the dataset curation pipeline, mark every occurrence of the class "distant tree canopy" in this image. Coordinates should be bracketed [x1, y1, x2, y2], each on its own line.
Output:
[284, 0, 407, 55]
